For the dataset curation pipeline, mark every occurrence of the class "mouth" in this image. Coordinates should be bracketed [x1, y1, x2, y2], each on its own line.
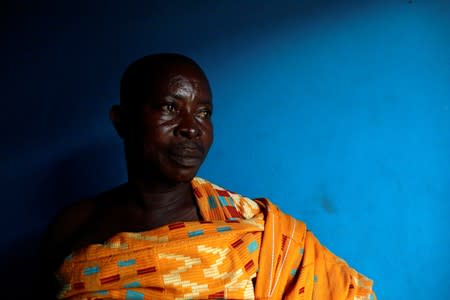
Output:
[168, 144, 205, 167]
[168, 152, 203, 167]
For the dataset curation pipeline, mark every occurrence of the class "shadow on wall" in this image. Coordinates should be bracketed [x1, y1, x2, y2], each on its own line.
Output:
[1, 234, 41, 299]
[0, 140, 124, 299]
[37, 141, 125, 214]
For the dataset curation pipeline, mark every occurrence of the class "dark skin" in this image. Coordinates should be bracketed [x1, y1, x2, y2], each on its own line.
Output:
[38, 60, 214, 297]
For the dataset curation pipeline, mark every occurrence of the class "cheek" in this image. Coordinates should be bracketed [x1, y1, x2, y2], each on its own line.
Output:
[142, 116, 174, 136]
[203, 124, 214, 145]
[142, 123, 175, 151]
[206, 131, 213, 147]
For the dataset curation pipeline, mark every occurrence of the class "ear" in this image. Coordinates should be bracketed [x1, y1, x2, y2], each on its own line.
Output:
[110, 104, 126, 139]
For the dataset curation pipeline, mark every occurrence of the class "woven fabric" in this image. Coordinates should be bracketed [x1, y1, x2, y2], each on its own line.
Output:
[55, 177, 376, 299]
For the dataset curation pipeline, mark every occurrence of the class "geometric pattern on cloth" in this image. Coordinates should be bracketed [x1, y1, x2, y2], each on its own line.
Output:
[55, 177, 376, 299]
[56, 220, 262, 299]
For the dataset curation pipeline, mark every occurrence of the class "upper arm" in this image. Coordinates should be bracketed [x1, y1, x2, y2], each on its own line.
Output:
[40, 199, 95, 269]
[36, 199, 95, 299]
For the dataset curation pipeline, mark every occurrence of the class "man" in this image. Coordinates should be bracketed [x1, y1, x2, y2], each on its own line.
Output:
[40, 53, 376, 299]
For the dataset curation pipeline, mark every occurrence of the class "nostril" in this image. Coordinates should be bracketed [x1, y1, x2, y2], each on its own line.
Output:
[176, 114, 201, 138]
[178, 127, 199, 138]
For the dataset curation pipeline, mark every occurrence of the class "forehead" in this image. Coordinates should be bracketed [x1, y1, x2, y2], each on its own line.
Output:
[156, 65, 211, 99]
[167, 75, 198, 98]
[121, 60, 212, 107]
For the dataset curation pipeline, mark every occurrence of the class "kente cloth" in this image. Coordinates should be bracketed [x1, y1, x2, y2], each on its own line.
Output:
[55, 177, 376, 300]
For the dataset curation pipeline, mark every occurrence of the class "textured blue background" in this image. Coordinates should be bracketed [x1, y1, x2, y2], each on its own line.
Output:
[2, 1, 449, 299]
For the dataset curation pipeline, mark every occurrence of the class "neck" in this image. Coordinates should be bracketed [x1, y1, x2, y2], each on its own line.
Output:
[126, 177, 197, 213]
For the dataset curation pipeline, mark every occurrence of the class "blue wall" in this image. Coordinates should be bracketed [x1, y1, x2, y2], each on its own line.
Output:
[2, 1, 449, 299]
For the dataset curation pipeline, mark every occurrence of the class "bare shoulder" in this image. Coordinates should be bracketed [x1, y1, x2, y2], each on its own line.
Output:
[36, 185, 127, 299]
[43, 198, 96, 248]
[40, 185, 126, 266]
[40, 197, 96, 266]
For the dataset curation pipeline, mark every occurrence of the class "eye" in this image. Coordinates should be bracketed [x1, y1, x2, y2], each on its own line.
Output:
[161, 103, 176, 113]
[197, 110, 212, 119]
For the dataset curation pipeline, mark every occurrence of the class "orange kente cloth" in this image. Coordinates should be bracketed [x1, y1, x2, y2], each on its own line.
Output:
[56, 177, 376, 299]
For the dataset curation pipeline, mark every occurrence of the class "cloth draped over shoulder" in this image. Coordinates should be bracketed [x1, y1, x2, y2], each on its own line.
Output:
[55, 177, 376, 299]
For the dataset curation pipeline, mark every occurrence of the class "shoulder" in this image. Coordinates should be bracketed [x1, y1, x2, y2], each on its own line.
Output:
[192, 177, 262, 219]
[39, 185, 125, 267]
[36, 197, 97, 298]
[43, 198, 95, 249]
[39, 197, 96, 271]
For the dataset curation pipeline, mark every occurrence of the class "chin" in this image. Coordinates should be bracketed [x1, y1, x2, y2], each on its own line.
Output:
[165, 167, 200, 183]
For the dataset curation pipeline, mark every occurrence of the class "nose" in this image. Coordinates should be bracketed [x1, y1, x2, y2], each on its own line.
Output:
[175, 114, 200, 139]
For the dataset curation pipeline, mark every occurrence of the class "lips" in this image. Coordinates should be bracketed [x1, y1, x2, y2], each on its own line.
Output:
[168, 143, 205, 167]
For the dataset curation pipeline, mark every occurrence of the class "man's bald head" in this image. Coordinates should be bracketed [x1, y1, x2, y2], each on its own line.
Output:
[113, 53, 214, 184]
[120, 53, 210, 106]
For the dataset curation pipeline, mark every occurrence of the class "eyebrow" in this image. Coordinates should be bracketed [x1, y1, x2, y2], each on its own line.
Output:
[198, 99, 213, 105]
[165, 94, 212, 105]
[166, 93, 185, 100]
